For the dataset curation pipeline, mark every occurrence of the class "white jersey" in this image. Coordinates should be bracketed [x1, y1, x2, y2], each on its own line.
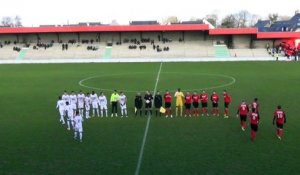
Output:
[65, 105, 74, 119]
[74, 115, 83, 132]
[70, 95, 77, 105]
[98, 95, 107, 106]
[62, 94, 70, 103]
[85, 96, 91, 110]
[56, 99, 65, 110]
[119, 95, 127, 109]
[90, 93, 99, 108]
[77, 93, 85, 108]
[70, 94, 77, 109]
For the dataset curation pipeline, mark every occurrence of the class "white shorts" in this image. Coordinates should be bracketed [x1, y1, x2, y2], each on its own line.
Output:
[75, 126, 83, 132]
[99, 104, 107, 110]
[59, 109, 65, 116]
[120, 103, 127, 110]
[78, 102, 84, 109]
[71, 103, 77, 110]
[85, 105, 90, 111]
[67, 116, 74, 121]
[92, 102, 98, 109]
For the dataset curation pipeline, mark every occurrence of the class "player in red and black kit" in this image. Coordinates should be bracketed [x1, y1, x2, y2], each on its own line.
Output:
[192, 91, 200, 116]
[223, 90, 231, 118]
[211, 91, 219, 116]
[164, 90, 173, 118]
[249, 108, 260, 141]
[236, 100, 249, 131]
[251, 98, 259, 115]
[273, 105, 287, 140]
[184, 91, 192, 117]
[200, 90, 209, 116]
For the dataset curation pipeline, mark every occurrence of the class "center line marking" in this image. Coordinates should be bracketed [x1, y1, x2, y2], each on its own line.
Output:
[134, 62, 163, 175]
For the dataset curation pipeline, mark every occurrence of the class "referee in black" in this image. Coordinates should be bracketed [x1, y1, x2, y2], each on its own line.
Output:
[144, 90, 153, 116]
[154, 91, 163, 116]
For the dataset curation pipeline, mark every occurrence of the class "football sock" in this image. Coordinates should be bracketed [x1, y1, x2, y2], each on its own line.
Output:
[67, 120, 70, 129]
[180, 107, 182, 116]
[100, 110, 103, 117]
[96, 109, 100, 116]
[79, 132, 82, 141]
[60, 115, 65, 124]
[86, 111, 89, 118]
[74, 132, 77, 139]
[93, 110, 95, 116]
[105, 110, 108, 117]
[121, 110, 124, 116]
[176, 107, 178, 116]
[125, 109, 127, 116]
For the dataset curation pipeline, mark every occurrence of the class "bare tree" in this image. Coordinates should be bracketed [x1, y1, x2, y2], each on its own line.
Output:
[205, 14, 218, 27]
[1, 16, 13, 26]
[162, 16, 179, 24]
[268, 13, 278, 24]
[249, 14, 261, 27]
[221, 14, 236, 28]
[234, 10, 251, 28]
[14, 16, 22, 27]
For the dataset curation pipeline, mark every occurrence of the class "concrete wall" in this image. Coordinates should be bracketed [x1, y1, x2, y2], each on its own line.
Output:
[233, 35, 251, 49]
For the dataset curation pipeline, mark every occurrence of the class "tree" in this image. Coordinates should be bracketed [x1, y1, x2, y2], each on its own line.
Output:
[162, 16, 179, 24]
[268, 13, 278, 24]
[205, 14, 218, 27]
[221, 14, 236, 28]
[14, 16, 22, 27]
[249, 14, 261, 27]
[1, 16, 13, 26]
[235, 10, 251, 28]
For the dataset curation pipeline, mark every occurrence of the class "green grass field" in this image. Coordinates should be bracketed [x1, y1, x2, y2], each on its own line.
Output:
[1, 62, 300, 175]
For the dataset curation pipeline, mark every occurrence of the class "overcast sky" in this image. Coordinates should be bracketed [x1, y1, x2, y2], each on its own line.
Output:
[0, 0, 299, 26]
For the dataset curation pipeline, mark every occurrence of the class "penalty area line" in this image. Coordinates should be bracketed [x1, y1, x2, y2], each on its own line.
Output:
[134, 62, 163, 175]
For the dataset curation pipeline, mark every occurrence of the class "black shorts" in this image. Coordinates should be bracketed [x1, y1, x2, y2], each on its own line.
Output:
[145, 103, 152, 108]
[193, 102, 199, 108]
[165, 102, 171, 108]
[201, 102, 207, 108]
[240, 115, 247, 122]
[155, 103, 162, 109]
[185, 103, 191, 109]
[224, 102, 229, 108]
[212, 102, 218, 108]
[276, 123, 283, 129]
[251, 124, 258, 132]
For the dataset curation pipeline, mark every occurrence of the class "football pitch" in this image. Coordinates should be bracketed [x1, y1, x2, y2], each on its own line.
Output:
[0, 61, 300, 175]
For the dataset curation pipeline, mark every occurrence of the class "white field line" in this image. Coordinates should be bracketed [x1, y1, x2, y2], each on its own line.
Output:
[134, 62, 163, 175]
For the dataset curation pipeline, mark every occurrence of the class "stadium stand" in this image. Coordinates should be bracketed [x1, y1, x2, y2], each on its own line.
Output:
[0, 17, 299, 61]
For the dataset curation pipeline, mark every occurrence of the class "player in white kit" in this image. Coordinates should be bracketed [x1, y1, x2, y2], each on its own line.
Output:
[62, 90, 70, 104]
[77, 90, 85, 116]
[119, 91, 128, 117]
[90, 91, 100, 117]
[73, 110, 83, 142]
[85, 92, 91, 119]
[98, 92, 108, 117]
[56, 96, 66, 124]
[65, 101, 74, 130]
[69, 91, 77, 114]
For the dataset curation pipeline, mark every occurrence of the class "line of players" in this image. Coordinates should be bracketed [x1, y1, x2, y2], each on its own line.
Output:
[56, 89, 287, 142]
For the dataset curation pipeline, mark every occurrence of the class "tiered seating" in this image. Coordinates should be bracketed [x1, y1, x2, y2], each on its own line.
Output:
[214, 45, 230, 57]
